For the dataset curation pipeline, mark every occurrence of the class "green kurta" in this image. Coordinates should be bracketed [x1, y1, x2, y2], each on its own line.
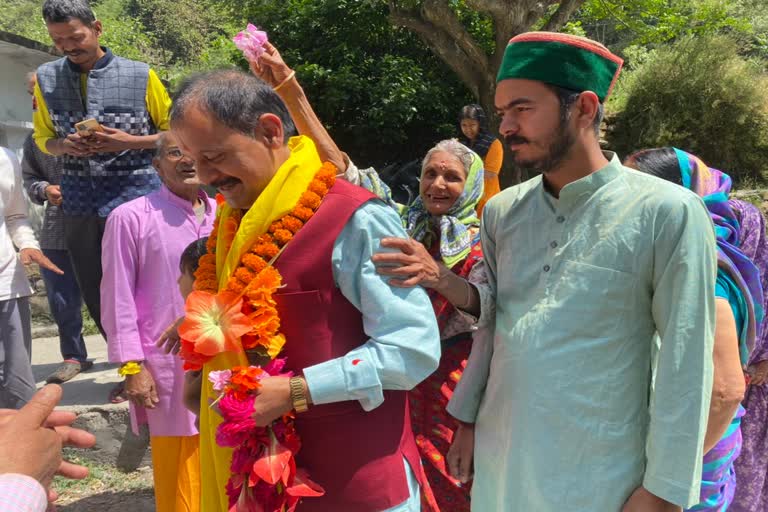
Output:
[447, 153, 716, 511]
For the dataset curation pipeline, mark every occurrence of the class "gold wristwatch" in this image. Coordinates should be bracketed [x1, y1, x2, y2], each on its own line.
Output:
[289, 377, 309, 413]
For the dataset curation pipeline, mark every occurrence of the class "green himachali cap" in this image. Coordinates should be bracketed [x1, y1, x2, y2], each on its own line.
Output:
[497, 32, 624, 102]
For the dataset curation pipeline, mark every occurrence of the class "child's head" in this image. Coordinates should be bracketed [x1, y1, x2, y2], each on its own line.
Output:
[178, 237, 208, 300]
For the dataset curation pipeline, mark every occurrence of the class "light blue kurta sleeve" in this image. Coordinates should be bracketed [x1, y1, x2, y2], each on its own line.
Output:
[446, 201, 499, 423]
[644, 194, 716, 507]
[302, 200, 441, 411]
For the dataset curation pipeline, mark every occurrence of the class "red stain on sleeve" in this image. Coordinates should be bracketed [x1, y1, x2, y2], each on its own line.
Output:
[352, 359, 362, 366]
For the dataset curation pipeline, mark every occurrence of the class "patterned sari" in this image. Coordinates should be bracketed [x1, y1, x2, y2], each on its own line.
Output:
[411, 238, 483, 512]
[674, 150, 764, 512]
[730, 200, 768, 512]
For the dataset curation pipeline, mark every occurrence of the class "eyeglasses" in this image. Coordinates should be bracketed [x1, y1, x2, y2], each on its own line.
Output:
[164, 148, 186, 162]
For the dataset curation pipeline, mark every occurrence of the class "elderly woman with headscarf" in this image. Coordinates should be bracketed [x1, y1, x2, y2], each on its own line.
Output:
[626, 147, 765, 512]
[457, 104, 504, 216]
[344, 139, 491, 512]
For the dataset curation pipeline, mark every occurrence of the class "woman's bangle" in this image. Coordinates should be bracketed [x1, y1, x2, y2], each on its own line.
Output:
[118, 361, 142, 377]
[273, 70, 296, 92]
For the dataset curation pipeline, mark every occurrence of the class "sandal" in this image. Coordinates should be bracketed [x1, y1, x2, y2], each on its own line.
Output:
[45, 360, 93, 384]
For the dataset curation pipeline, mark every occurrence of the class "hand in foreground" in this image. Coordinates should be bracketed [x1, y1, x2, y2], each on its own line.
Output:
[622, 487, 682, 512]
[0, 385, 95, 490]
[20, 248, 64, 275]
[45, 184, 63, 206]
[87, 126, 137, 153]
[372, 237, 442, 288]
[156, 317, 184, 355]
[447, 421, 475, 484]
[748, 360, 768, 386]
[124, 366, 160, 409]
[249, 42, 294, 88]
[251, 376, 295, 427]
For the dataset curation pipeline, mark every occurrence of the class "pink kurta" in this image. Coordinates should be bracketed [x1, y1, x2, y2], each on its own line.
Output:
[101, 186, 215, 436]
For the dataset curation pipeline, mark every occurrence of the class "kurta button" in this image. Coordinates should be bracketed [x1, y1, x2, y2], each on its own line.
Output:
[550, 241, 558, 249]
[556, 215, 565, 223]
[543, 265, 551, 272]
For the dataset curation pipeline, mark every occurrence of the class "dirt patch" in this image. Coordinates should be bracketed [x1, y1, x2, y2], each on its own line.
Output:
[53, 451, 155, 511]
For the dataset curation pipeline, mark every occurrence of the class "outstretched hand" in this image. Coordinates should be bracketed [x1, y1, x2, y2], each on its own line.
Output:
[20, 248, 64, 275]
[249, 42, 294, 88]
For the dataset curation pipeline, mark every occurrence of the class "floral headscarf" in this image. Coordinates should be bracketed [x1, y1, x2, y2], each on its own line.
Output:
[675, 148, 764, 363]
[403, 149, 484, 268]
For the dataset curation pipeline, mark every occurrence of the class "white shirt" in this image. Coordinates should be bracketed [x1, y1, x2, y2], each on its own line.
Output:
[0, 148, 39, 301]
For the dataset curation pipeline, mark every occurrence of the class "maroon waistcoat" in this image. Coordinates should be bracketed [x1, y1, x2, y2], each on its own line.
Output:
[274, 179, 422, 511]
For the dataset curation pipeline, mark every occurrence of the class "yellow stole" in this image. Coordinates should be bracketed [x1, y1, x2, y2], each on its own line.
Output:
[199, 135, 323, 512]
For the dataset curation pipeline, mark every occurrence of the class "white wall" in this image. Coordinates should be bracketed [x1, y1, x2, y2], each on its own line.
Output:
[0, 38, 58, 234]
[0, 38, 57, 155]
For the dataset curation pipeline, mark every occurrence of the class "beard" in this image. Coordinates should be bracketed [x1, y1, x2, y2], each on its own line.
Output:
[505, 118, 576, 175]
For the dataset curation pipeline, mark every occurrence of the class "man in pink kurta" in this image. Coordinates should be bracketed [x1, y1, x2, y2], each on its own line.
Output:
[101, 132, 215, 511]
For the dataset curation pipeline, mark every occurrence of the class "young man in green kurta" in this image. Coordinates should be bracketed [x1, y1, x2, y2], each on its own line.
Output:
[446, 32, 716, 512]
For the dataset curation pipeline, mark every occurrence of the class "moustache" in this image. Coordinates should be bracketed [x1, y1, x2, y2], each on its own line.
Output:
[504, 135, 529, 146]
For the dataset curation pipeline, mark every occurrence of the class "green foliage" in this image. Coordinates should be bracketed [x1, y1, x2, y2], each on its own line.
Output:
[606, 35, 768, 184]
[227, 0, 472, 165]
[1, 0, 55, 43]
[4, 0, 471, 166]
[577, 0, 751, 50]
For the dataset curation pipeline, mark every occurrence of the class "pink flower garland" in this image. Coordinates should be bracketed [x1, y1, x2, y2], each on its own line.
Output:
[209, 359, 324, 511]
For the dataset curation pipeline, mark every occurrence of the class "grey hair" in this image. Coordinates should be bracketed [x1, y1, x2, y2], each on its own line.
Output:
[422, 139, 474, 176]
[170, 69, 296, 142]
[42, 0, 96, 24]
[154, 132, 168, 157]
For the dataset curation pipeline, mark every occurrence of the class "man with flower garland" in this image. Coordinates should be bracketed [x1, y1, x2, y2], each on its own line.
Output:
[170, 45, 440, 511]
[100, 132, 216, 511]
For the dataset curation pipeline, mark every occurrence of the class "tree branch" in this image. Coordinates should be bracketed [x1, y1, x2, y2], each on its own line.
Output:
[542, 0, 587, 32]
[418, 0, 491, 76]
[464, 0, 546, 72]
[387, 0, 491, 94]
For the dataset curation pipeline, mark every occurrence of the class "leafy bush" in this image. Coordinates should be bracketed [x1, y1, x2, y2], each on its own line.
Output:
[606, 35, 768, 185]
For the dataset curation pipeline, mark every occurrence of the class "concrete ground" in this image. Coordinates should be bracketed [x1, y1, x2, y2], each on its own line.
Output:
[31, 332, 151, 469]
[31, 332, 123, 407]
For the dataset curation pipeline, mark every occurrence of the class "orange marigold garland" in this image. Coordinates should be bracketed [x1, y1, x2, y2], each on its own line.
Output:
[180, 163, 337, 508]
[181, 162, 337, 371]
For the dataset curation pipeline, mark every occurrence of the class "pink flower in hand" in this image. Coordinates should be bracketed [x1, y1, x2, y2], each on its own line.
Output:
[233, 24, 269, 62]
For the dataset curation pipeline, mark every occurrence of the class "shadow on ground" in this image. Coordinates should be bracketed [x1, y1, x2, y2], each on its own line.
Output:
[58, 489, 155, 511]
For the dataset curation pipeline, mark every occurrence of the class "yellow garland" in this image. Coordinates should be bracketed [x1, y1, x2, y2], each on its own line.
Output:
[187, 163, 337, 363]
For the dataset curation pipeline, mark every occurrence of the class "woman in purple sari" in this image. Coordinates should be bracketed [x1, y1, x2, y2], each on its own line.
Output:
[730, 198, 768, 512]
[627, 148, 765, 511]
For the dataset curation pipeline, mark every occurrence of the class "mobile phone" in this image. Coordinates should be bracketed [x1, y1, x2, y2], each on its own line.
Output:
[74, 118, 103, 137]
